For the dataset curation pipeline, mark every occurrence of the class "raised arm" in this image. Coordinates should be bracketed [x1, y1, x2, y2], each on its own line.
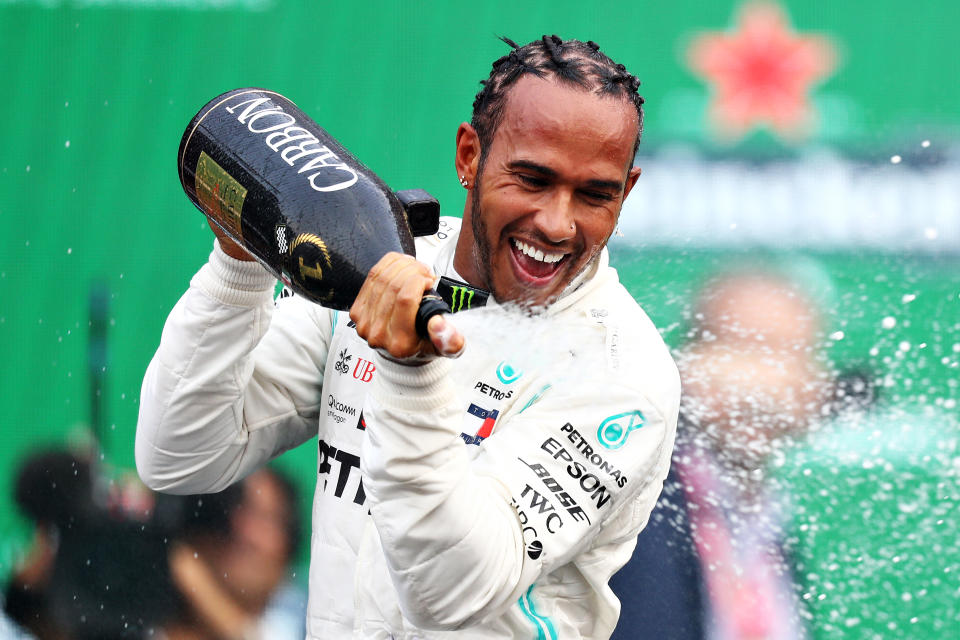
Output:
[136, 240, 331, 494]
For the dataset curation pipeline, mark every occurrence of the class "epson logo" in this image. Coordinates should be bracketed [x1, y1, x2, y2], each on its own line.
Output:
[225, 97, 358, 193]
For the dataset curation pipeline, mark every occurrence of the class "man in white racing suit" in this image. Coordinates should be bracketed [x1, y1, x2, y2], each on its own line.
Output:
[137, 35, 680, 639]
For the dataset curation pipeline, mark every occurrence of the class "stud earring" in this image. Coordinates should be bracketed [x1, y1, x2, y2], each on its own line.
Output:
[459, 175, 468, 187]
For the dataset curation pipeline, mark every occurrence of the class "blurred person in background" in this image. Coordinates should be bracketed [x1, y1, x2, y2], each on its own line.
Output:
[157, 467, 306, 640]
[611, 269, 833, 640]
[1, 447, 306, 639]
[2, 446, 176, 640]
[776, 365, 959, 638]
[2, 448, 98, 640]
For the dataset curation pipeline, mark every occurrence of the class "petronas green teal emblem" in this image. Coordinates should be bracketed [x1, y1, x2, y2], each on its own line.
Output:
[597, 411, 644, 450]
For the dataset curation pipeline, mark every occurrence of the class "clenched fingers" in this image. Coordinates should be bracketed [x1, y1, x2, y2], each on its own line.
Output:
[350, 253, 438, 359]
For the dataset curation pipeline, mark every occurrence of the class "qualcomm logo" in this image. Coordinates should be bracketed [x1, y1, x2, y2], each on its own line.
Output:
[597, 411, 644, 450]
[496, 361, 522, 385]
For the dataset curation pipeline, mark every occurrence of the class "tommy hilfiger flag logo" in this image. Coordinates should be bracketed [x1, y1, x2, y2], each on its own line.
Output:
[460, 403, 499, 445]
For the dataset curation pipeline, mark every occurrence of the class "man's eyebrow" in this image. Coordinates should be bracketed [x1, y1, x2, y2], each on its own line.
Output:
[583, 178, 625, 192]
[509, 160, 557, 177]
[509, 160, 624, 191]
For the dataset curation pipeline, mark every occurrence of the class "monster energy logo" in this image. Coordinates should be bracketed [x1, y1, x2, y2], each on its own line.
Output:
[449, 285, 475, 311]
[437, 276, 489, 312]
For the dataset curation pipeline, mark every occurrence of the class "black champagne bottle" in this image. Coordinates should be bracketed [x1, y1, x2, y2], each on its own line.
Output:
[177, 87, 448, 336]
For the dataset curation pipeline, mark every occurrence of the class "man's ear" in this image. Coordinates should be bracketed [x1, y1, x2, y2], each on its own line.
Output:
[622, 165, 642, 201]
[455, 122, 481, 186]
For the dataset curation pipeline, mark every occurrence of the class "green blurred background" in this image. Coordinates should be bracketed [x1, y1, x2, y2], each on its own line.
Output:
[1, 0, 958, 637]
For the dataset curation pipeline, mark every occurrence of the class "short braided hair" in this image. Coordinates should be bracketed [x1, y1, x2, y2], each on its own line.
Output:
[472, 35, 645, 162]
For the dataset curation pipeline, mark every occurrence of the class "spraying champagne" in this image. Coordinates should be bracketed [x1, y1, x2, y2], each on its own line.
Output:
[177, 87, 449, 338]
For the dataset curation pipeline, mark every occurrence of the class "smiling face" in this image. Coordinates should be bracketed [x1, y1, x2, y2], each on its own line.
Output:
[454, 75, 641, 308]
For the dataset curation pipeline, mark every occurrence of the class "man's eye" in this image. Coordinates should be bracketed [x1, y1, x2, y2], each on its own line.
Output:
[518, 174, 548, 187]
[582, 190, 614, 202]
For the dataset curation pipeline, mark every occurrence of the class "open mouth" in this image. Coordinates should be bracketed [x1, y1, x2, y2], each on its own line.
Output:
[510, 238, 568, 283]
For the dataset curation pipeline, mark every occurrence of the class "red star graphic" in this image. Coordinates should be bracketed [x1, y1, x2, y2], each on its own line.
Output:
[687, 1, 838, 141]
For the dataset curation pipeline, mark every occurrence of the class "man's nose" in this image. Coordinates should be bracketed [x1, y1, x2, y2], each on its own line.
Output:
[534, 189, 576, 242]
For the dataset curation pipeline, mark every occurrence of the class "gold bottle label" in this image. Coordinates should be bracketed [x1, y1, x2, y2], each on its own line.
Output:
[195, 151, 247, 239]
[289, 232, 335, 302]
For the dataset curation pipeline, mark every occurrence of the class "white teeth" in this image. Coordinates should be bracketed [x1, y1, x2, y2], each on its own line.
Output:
[512, 239, 564, 264]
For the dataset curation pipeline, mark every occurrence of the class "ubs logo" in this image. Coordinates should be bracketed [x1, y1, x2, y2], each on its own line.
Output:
[334, 349, 351, 375]
[352, 358, 375, 383]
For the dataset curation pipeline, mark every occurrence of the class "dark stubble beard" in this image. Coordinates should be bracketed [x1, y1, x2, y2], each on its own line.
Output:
[469, 175, 496, 295]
